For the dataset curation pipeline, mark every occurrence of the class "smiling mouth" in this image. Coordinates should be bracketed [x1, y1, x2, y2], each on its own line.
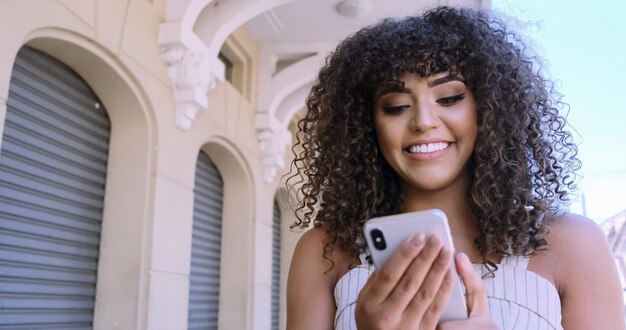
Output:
[407, 142, 450, 154]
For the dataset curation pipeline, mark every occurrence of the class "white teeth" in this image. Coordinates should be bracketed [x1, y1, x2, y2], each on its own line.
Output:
[408, 142, 450, 154]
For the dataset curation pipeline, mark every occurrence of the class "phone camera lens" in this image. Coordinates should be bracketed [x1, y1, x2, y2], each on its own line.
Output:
[370, 229, 386, 250]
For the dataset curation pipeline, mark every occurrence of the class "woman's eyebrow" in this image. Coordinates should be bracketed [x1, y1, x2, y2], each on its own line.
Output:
[376, 86, 412, 98]
[427, 75, 464, 88]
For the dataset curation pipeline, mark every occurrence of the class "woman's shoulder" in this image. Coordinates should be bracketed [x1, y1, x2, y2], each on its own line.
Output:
[543, 212, 608, 256]
[287, 226, 356, 328]
[290, 226, 356, 284]
[537, 215, 625, 327]
[533, 212, 615, 292]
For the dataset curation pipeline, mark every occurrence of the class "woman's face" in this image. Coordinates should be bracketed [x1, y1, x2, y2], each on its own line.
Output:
[374, 72, 478, 194]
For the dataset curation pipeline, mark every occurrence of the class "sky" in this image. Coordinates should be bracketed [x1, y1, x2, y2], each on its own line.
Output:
[493, 0, 626, 223]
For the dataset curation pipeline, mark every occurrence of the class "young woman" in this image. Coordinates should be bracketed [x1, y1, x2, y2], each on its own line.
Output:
[286, 6, 625, 329]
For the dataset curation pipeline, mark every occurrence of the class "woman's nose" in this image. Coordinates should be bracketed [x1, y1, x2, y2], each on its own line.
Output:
[409, 103, 441, 132]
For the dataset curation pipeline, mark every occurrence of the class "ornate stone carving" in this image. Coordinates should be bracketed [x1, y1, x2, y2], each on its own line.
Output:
[161, 45, 223, 130]
[256, 113, 292, 184]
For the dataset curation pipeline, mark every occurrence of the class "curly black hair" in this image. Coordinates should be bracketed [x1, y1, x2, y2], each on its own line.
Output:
[287, 6, 580, 264]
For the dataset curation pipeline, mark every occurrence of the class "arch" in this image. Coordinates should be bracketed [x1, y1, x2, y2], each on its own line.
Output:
[257, 46, 331, 115]
[194, 0, 300, 59]
[275, 83, 309, 128]
[160, 0, 214, 51]
[264, 52, 322, 118]
[13, 27, 156, 329]
[199, 136, 256, 330]
[254, 46, 330, 183]
[159, 0, 302, 130]
[169, 0, 213, 28]
[0, 45, 112, 328]
[187, 150, 224, 329]
[201, 136, 255, 212]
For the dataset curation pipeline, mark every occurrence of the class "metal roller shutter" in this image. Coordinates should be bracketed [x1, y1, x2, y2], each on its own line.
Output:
[188, 151, 224, 330]
[0, 47, 110, 328]
[271, 198, 281, 330]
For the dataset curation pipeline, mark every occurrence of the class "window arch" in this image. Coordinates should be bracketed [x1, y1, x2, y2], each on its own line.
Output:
[0, 46, 110, 328]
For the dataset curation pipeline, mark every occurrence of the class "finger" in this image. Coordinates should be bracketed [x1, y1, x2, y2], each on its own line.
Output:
[392, 235, 445, 309]
[365, 233, 427, 303]
[386, 235, 444, 308]
[405, 250, 453, 327]
[455, 252, 489, 317]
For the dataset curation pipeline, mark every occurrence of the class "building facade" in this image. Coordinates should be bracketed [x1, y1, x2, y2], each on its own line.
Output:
[0, 0, 485, 329]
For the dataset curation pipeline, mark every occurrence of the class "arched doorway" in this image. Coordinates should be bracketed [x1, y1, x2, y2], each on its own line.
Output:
[0, 46, 110, 328]
[188, 151, 224, 329]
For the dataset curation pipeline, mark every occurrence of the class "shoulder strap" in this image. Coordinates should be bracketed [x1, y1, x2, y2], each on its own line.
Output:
[500, 255, 530, 269]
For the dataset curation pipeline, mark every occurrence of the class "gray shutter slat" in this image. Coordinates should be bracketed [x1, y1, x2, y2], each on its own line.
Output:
[191, 218, 222, 235]
[14, 48, 97, 97]
[0, 312, 93, 328]
[191, 241, 221, 254]
[0, 324, 92, 330]
[1, 156, 106, 196]
[0, 185, 103, 220]
[4, 104, 109, 160]
[1, 143, 106, 186]
[0, 246, 96, 272]
[1, 205, 102, 237]
[1, 276, 96, 296]
[190, 252, 221, 265]
[0, 46, 109, 328]
[0, 232, 98, 258]
[271, 198, 281, 330]
[193, 204, 224, 223]
[8, 71, 102, 125]
[193, 193, 222, 205]
[188, 151, 223, 330]
[11, 51, 109, 127]
[0, 294, 94, 309]
[0, 172, 104, 209]
[0, 261, 95, 283]
[7, 86, 109, 149]
[2, 122, 107, 173]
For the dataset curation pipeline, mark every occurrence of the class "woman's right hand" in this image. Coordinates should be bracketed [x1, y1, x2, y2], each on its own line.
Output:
[438, 253, 498, 330]
[355, 234, 497, 330]
[354, 233, 456, 329]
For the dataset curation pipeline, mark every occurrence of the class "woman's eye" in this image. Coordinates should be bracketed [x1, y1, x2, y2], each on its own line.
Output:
[437, 93, 465, 106]
[381, 105, 410, 114]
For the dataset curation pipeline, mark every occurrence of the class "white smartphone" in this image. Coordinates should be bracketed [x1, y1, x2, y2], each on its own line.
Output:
[363, 209, 467, 322]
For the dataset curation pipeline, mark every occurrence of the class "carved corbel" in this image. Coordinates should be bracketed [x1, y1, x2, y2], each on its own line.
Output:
[161, 45, 224, 130]
[256, 113, 292, 184]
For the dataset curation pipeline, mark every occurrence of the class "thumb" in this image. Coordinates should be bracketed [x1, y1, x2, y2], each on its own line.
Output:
[455, 252, 489, 317]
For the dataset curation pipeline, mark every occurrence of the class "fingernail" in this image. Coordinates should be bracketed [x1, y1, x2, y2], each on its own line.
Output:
[410, 232, 425, 247]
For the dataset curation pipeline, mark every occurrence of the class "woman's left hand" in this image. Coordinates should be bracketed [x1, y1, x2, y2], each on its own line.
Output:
[437, 253, 499, 330]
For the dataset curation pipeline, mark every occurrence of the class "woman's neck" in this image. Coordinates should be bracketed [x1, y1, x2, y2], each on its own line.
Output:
[403, 191, 477, 233]
[401, 173, 481, 259]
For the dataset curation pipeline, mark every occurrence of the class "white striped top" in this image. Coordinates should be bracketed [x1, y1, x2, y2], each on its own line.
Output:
[334, 255, 563, 329]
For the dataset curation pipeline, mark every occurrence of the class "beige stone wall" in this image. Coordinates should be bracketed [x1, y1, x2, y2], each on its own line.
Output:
[0, 0, 292, 329]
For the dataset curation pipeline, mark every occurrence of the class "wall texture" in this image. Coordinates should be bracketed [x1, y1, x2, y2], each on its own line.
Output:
[0, 0, 298, 329]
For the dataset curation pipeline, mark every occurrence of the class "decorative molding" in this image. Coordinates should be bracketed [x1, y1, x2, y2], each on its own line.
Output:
[195, 0, 300, 59]
[255, 44, 332, 184]
[256, 113, 292, 184]
[159, 0, 300, 131]
[161, 45, 224, 130]
[159, 0, 221, 131]
[263, 9, 284, 34]
[160, 0, 321, 180]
